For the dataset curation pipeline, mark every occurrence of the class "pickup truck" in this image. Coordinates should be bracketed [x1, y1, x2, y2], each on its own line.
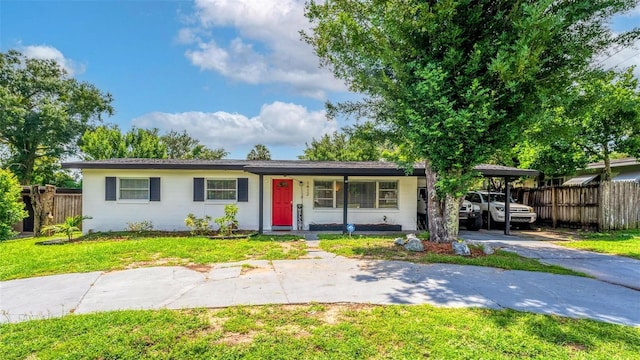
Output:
[459, 199, 483, 231]
[465, 191, 537, 229]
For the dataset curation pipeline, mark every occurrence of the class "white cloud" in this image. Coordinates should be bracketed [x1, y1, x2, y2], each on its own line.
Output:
[180, 0, 347, 99]
[131, 101, 337, 153]
[20, 45, 85, 76]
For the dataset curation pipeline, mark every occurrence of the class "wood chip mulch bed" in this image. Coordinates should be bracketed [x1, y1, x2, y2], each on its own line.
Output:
[420, 240, 487, 257]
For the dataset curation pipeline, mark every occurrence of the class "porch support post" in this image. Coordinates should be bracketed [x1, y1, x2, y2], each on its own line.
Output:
[342, 175, 349, 234]
[504, 176, 511, 236]
[259, 174, 264, 234]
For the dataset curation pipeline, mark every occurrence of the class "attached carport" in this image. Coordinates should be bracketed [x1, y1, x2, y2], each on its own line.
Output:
[473, 165, 540, 235]
[415, 164, 539, 236]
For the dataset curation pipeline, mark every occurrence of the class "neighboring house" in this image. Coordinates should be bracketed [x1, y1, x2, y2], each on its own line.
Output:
[563, 158, 640, 186]
[62, 159, 537, 234]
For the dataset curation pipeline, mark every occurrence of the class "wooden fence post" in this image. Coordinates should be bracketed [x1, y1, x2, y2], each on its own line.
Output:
[551, 185, 557, 228]
[598, 182, 608, 231]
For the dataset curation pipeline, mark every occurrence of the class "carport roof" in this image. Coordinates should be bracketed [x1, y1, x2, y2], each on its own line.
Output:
[62, 159, 539, 177]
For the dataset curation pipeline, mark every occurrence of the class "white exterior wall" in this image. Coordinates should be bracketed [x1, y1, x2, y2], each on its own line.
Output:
[82, 169, 261, 233]
[82, 170, 418, 233]
[262, 175, 417, 231]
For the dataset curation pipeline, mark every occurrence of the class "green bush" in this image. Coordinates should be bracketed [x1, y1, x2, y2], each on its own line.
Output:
[0, 169, 27, 240]
[184, 213, 212, 235]
[127, 220, 154, 233]
[214, 204, 239, 236]
[42, 215, 92, 241]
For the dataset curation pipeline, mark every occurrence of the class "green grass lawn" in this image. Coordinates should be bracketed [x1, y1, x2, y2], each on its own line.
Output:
[1, 304, 638, 359]
[319, 234, 585, 276]
[0, 233, 306, 281]
[554, 229, 640, 260]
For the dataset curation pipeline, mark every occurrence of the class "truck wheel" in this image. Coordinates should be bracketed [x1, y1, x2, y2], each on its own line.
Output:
[466, 216, 483, 231]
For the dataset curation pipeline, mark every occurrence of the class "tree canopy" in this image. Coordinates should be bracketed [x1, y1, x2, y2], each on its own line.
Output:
[564, 68, 640, 180]
[298, 125, 383, 161]
[80, 126, 228, 160]
[247, 144, 272, 160]
[80, 126, 166, 160]
[0, 50, 113, 184]
[162, 130, 228, 160]
[304, 0, 640, 242]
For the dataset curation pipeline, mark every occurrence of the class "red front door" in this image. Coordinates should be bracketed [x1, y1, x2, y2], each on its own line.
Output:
[272, 179, 293, 227]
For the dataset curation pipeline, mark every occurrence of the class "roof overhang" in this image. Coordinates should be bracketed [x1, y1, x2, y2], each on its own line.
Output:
[586, 157, 639, 169]
[62, 159, 538, 178]
[472, 164, 539, 177]
[562, 174, 599, 186]
[612, 170, 640, 183]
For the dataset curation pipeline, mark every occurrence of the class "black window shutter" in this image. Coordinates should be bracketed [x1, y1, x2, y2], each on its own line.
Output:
[237, 178, 248, 202]
[105, 177, 116, 201]
[150, 177, 161, 201]
[193, 178, 204, 202]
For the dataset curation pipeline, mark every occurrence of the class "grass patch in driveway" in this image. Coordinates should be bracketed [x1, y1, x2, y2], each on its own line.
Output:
[319, 235, 585, 276]
[554, 229, 640, 260]
[0, 233, 306, 281]
[1, 304, 638, 359]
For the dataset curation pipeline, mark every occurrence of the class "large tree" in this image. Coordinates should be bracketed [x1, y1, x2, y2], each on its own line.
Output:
[513, 68, 640, 181]
[304, 0, 639, 242]
[0, 50, 113, 184]
[247, 144, 272, 160]
[162, 130, 228, 160]
[564, 68, 640, 180]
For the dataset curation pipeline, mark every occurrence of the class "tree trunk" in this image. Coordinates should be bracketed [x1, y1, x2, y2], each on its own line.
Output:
[603, 157, 611, 181]
[20, 153, 37, 185]
[424, 160, 460, 243]
[602, 144, 611, 181]
[30, 184, 56, 236]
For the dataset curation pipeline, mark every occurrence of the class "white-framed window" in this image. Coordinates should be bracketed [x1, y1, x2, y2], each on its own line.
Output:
[378, 181, 398, 208]
[313, 180, 398, 209]
[119, 178, 149, 200]
[206, 179, 237, 201]
[313, 181, 334, 208]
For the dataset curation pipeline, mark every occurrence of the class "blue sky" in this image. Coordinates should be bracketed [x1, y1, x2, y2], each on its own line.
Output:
[1, 1, 639, 160]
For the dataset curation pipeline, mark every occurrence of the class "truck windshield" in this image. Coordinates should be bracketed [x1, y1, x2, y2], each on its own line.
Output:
[481, 193, 513, 203]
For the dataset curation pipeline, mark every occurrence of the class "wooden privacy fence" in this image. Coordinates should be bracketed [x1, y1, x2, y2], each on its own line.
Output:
[52, 193, 83, 224]
[515, 182, 640, 231]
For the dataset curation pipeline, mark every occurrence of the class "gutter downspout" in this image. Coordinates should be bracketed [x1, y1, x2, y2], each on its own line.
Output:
[342, 175, 349, 234]
[259, 174, 264, 234]
[504, 176, 511, 236]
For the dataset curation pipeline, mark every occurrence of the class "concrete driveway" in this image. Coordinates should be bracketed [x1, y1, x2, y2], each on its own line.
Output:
[1, 239, 639, 327]
[459, 229, 640, 290]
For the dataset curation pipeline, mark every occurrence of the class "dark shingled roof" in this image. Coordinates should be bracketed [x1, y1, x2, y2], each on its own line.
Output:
[586, 157, 639, 170]
[62, 159, 538, 177]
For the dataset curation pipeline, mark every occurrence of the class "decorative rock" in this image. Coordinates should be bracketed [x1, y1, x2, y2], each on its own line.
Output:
[482, 244, 495, 255]
[404, 237, 425, 252]
[394, 237, 406, 246]
[452, 241, 471, 256]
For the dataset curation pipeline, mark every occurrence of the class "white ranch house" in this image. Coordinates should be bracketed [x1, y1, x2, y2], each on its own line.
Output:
[62, 159, 537, 234]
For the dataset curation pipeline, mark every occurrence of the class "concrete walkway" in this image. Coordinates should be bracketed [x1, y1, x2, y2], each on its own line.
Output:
[1, 236, 639, 326]
[459, 229, 640, 291]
